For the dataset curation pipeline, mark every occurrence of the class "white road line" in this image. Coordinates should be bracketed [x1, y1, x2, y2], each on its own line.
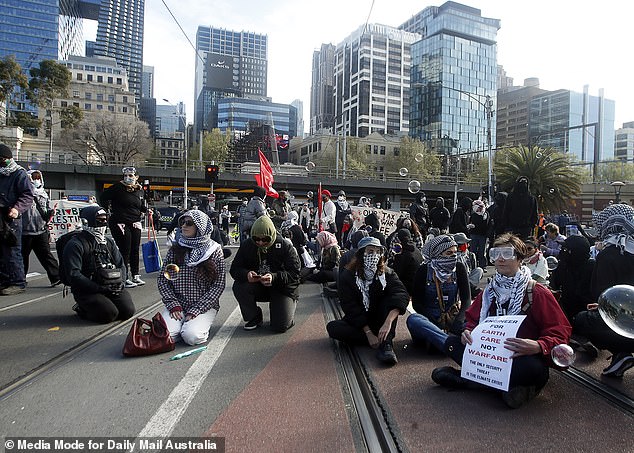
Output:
[0, 291, 62, 312]
[137, 305, 242, 438]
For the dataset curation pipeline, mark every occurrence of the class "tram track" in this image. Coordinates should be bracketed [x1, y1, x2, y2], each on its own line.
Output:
[562, 366, 634, 417]
[0, 300, 163, 401]
[323, 293, 403, 453]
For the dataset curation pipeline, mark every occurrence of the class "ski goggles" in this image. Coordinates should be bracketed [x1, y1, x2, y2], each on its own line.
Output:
[122, 166, 137, 176]
[489, 246, 516, 262]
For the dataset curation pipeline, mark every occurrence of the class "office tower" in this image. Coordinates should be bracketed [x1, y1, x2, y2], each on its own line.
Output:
[194, 26, 268, 137]
[291, 99, 304, 138]
[496, 78, 547, 148]
[310, 43, 335, 134]
[615, 122, 634, 162]
[156, 102, 186, 135]
[93, 0, 145, 103]
[142, 65, 154, 99]
[334, 24, 419, 138]
[403, 2, 500, 156]
[529, 87, 615, 163]
[217, 98, 295, 137]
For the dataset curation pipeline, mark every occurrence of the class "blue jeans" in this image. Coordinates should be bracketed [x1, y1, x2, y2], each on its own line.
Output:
[406, 313, 449, 352]
[0, 217, 26, 288]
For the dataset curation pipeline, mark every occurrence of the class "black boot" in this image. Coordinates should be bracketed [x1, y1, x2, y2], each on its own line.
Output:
[376, 340, 398, 366]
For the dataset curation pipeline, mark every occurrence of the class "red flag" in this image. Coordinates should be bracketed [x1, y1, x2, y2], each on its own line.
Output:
[254, 149, 279, 198]
[317, 182, 323, 232]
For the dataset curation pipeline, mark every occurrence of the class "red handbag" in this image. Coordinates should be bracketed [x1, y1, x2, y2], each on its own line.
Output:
[122, 312, 175, 356]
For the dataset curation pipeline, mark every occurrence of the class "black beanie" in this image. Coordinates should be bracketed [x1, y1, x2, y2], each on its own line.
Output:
[0, 144, 12, 159]
[80, 205, 108, 227]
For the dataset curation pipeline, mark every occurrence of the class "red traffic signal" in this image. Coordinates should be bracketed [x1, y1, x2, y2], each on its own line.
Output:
[205, 164, 219, 183]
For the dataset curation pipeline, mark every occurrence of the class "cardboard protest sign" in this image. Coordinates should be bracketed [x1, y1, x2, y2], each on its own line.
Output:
[461, 315, 526, 391]
[350, 206, 403, 237]
[48, 199, 95, 242]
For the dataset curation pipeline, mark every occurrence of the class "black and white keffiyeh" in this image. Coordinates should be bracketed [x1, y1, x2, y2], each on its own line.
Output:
[0, 159, 21, 176]
[593, 203, 634, 254]
[422, 234, 457, 282]
[480, 265, 532, 321]
[176, 210, 220, 267]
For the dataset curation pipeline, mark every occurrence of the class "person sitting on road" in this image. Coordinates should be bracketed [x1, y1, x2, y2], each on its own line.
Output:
[391, 228, 423, 297]
[304, 230, 340, 284]
[539, 223, 566, 258]
[427, 233, 571, 408]
[386, 217, 424, 264]
[522, 237, 549, 284]
[64, 206, 135, 324]
[407, 235, 471, 351]
[281, 210, 308, 268]
[326, 237, 409, 366]
[157, 209, 226, 345]
[230, 216, 301, 332]
[574, 204, 634, 377]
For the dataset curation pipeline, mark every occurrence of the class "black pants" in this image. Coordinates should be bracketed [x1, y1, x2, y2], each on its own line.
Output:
[233, 280, 296, 332]
[22, 231, 60, 284]
[109, 219, 141, 276]
[327, 304, 398, 346]
[73, 289, 135, 324]
[444, 335, 550, 390]
[574, 310, 634, 353]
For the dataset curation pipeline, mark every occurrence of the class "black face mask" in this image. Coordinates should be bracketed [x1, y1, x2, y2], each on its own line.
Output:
[95, 216, 108, 227]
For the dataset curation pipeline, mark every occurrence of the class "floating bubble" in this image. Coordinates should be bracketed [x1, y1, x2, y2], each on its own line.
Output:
[536, 151, 543, 159]
[414, 153, 424, 163]
[408, 180, 421, 194]
[598, 285, 634, 339]
[28, 158, 42, 170]
[163, 263, 180, 281]
[391, 242, 403, 255]
[549, 188, 555, 194]
[306, 191, 313, 199]
[305, 161, 316, 172]
[399, 167, 409, 177]
[551, 344, 576, 367]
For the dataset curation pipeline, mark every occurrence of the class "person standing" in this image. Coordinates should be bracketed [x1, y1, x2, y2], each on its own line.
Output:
[235, 197, 249, 241]
[409, 192, 430, 236]
[469, 199, 490, 268]
[0, 144, 34, 295]
[298, 202, 311, 234]
[21, 170, 61, 286]
[220, 205, 231, 235]
[334, 190, 352, 243]
[241, 186, 268, 242]
[503, 176, 538, 239]
[429, 197, 451, 233]
[158, 210, 226, 345]
[100, 166, 148, 288]
[318, 189, 337, 234]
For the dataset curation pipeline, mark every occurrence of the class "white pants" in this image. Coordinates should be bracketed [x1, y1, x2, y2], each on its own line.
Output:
[161, 307, 217, 345]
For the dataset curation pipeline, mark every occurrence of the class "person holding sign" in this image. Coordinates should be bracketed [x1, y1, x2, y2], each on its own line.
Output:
[422, 233, 570, 408]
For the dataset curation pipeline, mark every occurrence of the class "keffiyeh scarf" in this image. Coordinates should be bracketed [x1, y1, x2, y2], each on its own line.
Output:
[422, 235, 457, 282]
[0, 159, 21, 176]
[593, 203, 634, 254]
[355, 253, 386, 311]
[177, 210, 220, 266]
[480, 265, 532, 321]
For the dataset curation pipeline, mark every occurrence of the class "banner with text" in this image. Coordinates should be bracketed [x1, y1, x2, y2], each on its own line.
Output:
[350, 206, 404, 237]
[461, 315, 526, 391]
[48, 200, 95, 242]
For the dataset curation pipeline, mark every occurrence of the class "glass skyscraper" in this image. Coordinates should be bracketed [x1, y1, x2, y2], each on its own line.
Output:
[402, 2, 500, 157]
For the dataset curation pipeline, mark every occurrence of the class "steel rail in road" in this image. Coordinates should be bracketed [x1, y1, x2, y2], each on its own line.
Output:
[323, 293, 402, 453]
[0, 300, 164, 401]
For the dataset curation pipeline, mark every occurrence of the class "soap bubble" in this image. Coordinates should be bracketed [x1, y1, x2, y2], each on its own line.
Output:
[28, 158, 42, 170]
[598, 285, 634, 339]
[399, 167, 409, 177]
[306, 191, 313, 199]
[551, 344, 576, 367]
[414, 153, 424, 163]
[408, 180, 421, 194]
[536, 151, 543, 159]
[163, 263, 180, 281]
[305, 161, 316, 172]
[549, 188, 555, 194]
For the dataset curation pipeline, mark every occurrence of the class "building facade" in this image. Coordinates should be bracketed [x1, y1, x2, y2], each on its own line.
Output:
[333, 24, 419, 138]
[496, 78, 547, 148]
[194, 26, 268, 138]
[217, 97, 296, 138]
[290, 99, 304, 138]
[141, 65, 154, 99]
[310, 43, 335, 134]
[403, 2, 500, 158]
[615, 122, 634, 162]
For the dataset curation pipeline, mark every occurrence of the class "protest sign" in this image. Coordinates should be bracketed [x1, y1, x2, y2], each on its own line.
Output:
[48, 199, 94, 242]
[461, 315, 526, 391]
[350, 206, 404, 237]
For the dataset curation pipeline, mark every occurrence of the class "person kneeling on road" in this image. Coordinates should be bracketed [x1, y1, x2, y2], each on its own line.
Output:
[63, 206, 135, 323]
[158, 210, 226, 345]
[326, 237, 409, 366]
[230, 216, 301, 332]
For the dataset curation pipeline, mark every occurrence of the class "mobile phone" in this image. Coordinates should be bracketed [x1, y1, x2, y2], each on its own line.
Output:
[252, 274, 261, 280]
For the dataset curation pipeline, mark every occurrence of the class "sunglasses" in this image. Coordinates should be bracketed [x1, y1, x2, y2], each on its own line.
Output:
[489, 246, 516, 262]
[179, 218, 195, 227]
[252, 235, 272, 243]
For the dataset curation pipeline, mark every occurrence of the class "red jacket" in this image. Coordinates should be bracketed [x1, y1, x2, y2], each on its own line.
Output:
[465, 283, 572, 362]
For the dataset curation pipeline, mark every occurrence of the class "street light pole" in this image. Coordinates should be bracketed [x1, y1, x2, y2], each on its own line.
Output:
[611, 181, 625, 203]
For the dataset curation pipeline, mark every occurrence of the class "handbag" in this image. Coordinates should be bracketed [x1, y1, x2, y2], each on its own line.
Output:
[122, 312, 175, 356]
[301, 249, 316, 268]
[143, 213, 162, 273]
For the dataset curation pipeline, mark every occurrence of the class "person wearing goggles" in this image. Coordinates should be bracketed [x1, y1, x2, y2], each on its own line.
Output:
[418, 233, 570, 408]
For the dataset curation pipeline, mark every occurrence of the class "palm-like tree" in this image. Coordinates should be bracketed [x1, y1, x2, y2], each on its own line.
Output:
[494, 145, 582, 214]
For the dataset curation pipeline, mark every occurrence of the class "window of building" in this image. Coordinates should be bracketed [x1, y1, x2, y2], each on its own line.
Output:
[393, 147, 400, 156]
[76, 73, 83, 81]
[84, 103, 91, 110]
[117, 78, 122, 85]
[373, 145, 378, 154]
[97, 75, 103, 83]
[107, 77, 113, 84]
[380, 146, 386, 155]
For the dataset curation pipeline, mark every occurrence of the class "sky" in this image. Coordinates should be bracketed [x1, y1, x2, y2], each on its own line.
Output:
[86, 0, 633, 132]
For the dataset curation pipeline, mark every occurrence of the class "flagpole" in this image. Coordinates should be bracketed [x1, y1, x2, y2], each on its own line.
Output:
[318, 183, 323, 232]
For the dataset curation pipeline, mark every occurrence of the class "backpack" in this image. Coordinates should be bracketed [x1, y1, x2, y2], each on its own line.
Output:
[55, 230, 93, 286]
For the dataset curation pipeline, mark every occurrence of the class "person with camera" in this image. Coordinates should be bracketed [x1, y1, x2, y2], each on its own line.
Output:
[63, 206, 135, 324]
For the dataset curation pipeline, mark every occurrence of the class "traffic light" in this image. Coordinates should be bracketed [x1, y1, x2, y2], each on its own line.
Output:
[205, 164, 219, 183]
[142, 182, 151, 199]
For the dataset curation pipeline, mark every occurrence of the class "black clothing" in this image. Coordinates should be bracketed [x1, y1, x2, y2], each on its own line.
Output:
[100, 181, 147, 223]
[469, 211, 490, 236]
[409, 201, 429, 234]
[108, 217, 142, 276]
[429, 205, 451, 231]
[392, 242, 423, 295]
[503, 179, 538, 239]
[22, 231, 60, 283]
[488, 191, 508, 240]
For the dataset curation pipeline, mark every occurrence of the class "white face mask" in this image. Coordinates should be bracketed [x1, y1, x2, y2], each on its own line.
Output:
[33, 180, 42, 189]
[338, 196, 345, 202]
[123, 176, 135, 185]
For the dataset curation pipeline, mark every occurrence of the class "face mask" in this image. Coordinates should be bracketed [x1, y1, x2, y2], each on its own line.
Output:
[363, 253, 381, 274]
[338, 196, 345, 202]
[33, 180, 42, 189]
[86, 226, 107, 244]
[0, 158, 12, 167]
[123, 176, 135, 185]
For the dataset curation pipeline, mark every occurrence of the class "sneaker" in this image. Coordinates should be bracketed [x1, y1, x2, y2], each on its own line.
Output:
[322, 284, 338, 298]
[376, 341, 398, 366]
[502, 386, 539, 409]
[0, 285, 26, 296]
[581, 341, 599, 359]
[244, 308, 263, 331]
[50, 279, 62, 287]
[124, 279, 138, 288]
[131, 275, 146, 285]
[431, 366, 469, 389]
[602, 352, 634, 378]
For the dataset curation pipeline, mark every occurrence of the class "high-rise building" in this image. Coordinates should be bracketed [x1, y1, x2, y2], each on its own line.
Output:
[529, 87, 615, 163]
[156, 102, 186, 135]
[93, 0, 145, 103]
[194, 26, 268, 138]
[403, 2, 500, 157]
[310, 44, 335, 134]
[291, 99, 304, 138]
[217, 97, 295, 138]
[496, 78, 547, 148]
[142, 65, 154, 99]
[333, 24, 419, 138]
[615, 122, 634, 162]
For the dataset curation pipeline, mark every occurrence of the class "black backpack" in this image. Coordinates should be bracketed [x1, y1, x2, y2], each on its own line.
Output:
[55, 230, 92, 286]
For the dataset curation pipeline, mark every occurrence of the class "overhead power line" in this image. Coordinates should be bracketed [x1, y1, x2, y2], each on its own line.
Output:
[160, 0, 205, 65]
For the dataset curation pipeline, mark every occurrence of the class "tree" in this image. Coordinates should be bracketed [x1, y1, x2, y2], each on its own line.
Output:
[596, 161, 634, 184]
[388, 137, 441, 182]
[201, 128, 231, 164]
[494, 145, 582, 214]
[58, 105, 83, 129]
[58, 112, 154, 165]
[0, 55, 28, 126]
[26, 60, 71, 108]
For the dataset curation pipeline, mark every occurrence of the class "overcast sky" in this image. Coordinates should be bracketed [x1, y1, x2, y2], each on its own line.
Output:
[87, 0, 633, 132]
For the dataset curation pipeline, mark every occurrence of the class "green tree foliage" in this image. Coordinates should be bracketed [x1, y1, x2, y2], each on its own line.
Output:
[0, 55, 28, 126]
[494, 145, 582, 214]
[59, 105, 83, 129]
[201, 128, 231, 165]
[391, 137, 441, 182]
[596, 161, 634, 184]
[26, 60, 71, 108]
